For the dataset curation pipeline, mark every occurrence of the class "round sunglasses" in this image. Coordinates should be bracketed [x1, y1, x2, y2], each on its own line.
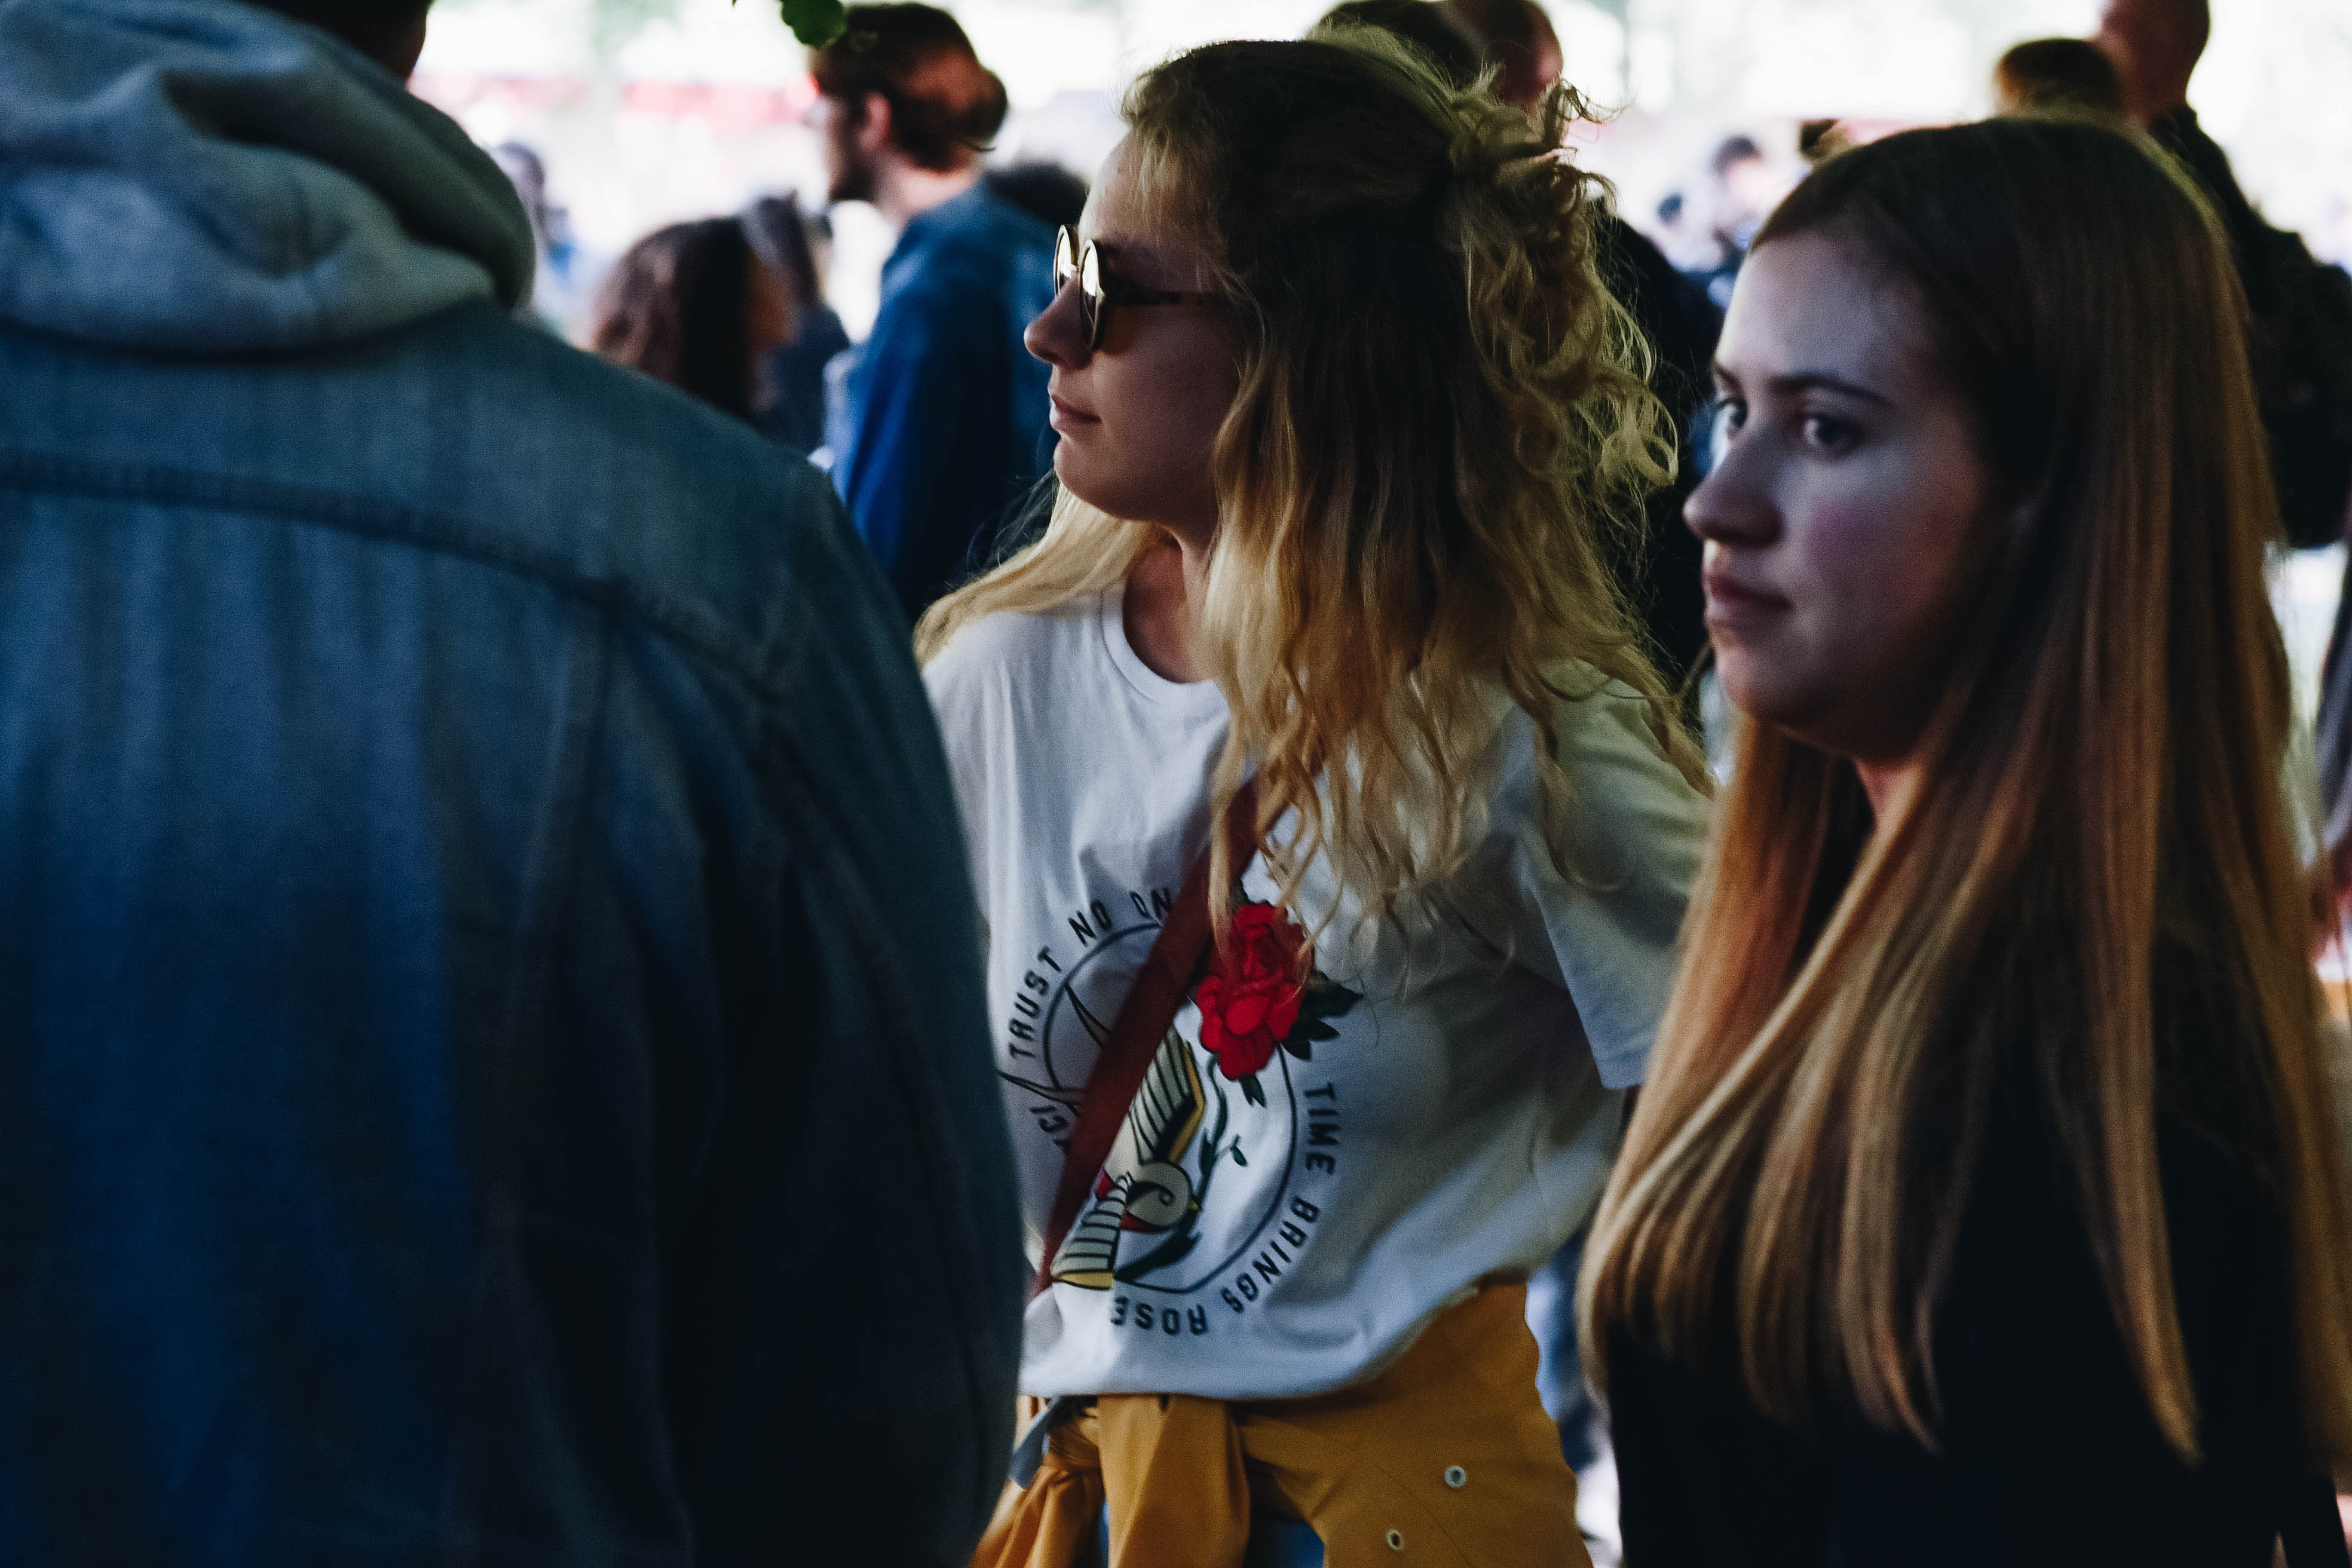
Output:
[1053, 226, 1214, 350]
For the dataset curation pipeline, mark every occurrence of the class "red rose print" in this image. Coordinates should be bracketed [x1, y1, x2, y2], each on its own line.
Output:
[1197, 902, 1308, 1080]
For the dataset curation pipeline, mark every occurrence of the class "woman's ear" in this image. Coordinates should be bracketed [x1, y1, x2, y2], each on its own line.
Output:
[858, 93, 896, 159]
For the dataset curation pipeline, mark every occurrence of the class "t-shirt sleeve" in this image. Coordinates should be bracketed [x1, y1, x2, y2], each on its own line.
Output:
[917, 639, 992, 930]
[1487, 685, 1709, 1089]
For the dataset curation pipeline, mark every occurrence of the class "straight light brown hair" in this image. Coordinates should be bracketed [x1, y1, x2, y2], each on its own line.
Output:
[918, 33, 1707, 941]
[1582, 117, 2352, 1464]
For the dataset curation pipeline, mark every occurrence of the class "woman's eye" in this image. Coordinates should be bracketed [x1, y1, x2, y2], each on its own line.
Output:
[1701, 398, 1746, 470]
[1799, 412, 1857, 452]
[1699, 399, 1741, 468]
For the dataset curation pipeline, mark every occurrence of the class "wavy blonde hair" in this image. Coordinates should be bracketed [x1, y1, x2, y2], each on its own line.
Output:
[1582, 118, 2352, 1465]
[917, 32, 1704, 936]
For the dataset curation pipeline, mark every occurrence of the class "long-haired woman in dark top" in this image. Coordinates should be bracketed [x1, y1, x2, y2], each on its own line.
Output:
[1580, 117, 2352, 1566]
[589, 215, 792, 426]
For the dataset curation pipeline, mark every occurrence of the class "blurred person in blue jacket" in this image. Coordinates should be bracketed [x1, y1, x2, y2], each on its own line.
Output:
[0, 0, 1022, 1559]
[810, 4, 1056, 621]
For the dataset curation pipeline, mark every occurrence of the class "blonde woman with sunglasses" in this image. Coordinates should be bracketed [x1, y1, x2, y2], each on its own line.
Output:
[917, 29, 1710, 1568]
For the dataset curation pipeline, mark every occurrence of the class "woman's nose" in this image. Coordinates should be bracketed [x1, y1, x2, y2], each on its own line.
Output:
[1025, 280, 1090, 370]
[1683, 440, 1779, 547]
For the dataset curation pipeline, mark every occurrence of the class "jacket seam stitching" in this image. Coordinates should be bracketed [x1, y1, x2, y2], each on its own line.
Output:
[0, 446, 808, 703]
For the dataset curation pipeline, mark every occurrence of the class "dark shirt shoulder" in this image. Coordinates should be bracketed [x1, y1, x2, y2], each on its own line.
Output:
[1594, 215, 1720, 687]
[1598, 215, 1720, 416]
[2151, 108, 2352, 546]
[1610, 1004, 2320, 1568]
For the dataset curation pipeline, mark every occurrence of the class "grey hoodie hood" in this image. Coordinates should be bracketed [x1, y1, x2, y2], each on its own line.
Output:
[0, 0, 533, 351]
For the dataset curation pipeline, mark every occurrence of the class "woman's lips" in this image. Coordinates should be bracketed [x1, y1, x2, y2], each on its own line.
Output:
[1702, 567, 1790, 632]
[1048, 394, 1100, 433]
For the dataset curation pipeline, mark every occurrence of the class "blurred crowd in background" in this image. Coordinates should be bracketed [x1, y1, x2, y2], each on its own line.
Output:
[433, 0, 2352, 730]
[418, 0, 2352, 345]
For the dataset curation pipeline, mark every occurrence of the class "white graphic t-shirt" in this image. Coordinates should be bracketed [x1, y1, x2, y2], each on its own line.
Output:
[924, 586, 1707, 1399]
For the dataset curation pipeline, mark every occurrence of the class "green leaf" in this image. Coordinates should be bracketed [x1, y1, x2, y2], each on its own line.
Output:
[1230, 1144, 1248, 1165]
[771, 0, 847, 47]
[1241, 1074, 1266, 1107]
[1297, 983, 1362, 1023]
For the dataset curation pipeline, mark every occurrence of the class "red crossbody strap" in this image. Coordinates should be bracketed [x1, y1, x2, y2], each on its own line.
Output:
[1029, 779, 1261, 1301]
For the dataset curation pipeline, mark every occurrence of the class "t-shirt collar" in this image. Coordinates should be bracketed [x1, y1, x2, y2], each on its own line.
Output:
[1098, 584, 1229, 716]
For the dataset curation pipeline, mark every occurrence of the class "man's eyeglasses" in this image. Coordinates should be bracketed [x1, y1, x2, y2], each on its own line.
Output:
[1054, 226, 1214, 350]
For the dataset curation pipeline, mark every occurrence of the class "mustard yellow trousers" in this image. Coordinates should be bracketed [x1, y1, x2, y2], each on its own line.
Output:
[972, 1285, 1589, 1568]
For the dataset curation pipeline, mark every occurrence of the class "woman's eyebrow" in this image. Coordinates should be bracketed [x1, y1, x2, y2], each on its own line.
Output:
[1763, 370, 1894, 406]
[1713, 362, 1892, 406]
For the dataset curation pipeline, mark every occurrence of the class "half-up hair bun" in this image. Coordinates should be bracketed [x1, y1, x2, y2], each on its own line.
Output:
[810, 4, 1007, 172]
[927, 62, 1009, 154]
[1114, 31, 1696, 936]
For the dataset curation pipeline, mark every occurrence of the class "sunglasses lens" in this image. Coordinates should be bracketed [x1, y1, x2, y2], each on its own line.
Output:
[1054, 228, 1103, 346]
[1079, 244, 1104, 346]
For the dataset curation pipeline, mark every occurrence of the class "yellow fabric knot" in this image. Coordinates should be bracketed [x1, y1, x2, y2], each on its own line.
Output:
[970, 1285, 1588, 1568]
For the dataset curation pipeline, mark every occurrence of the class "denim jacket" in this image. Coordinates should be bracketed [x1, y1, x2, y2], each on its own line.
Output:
[0, 0, 1021, 1561]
